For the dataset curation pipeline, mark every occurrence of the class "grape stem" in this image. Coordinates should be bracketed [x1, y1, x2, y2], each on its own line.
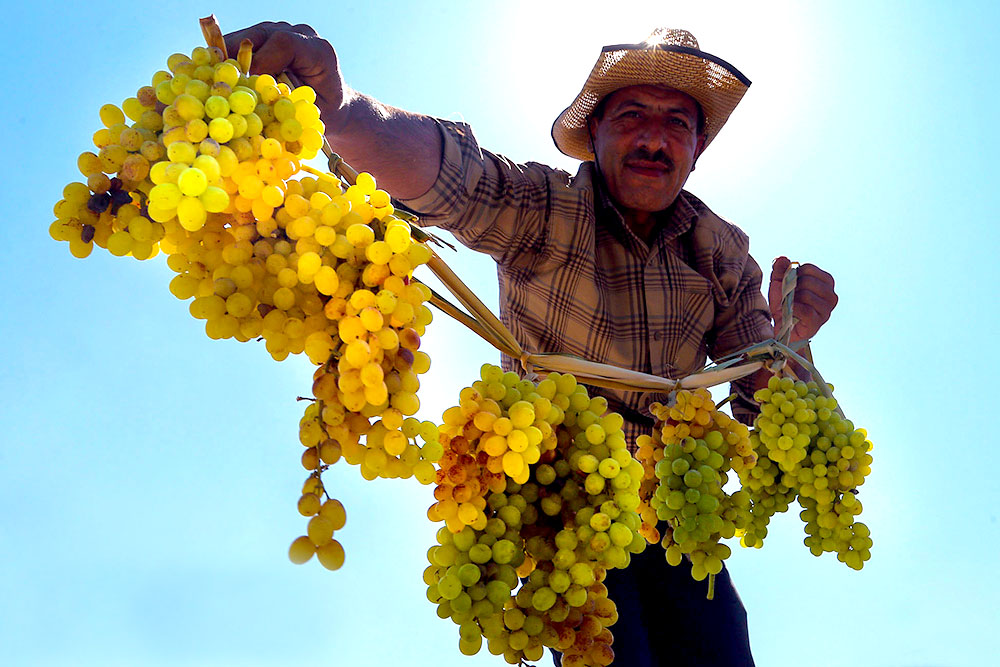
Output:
[199, 15, 227, 58]
[707, 573, 716, 600]
[769, 340, 846, 418]
[418, 279, 512, 353]
[776, 262, 800, 347]
[714, 392, 739, 410]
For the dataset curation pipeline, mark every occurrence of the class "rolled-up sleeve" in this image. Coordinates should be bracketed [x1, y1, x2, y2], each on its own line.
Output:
[399, 119, 569, 267]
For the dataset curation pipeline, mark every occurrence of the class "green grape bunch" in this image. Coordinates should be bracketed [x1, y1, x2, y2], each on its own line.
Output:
[744, 375, 873, 570]
[635, 388, 756, 592]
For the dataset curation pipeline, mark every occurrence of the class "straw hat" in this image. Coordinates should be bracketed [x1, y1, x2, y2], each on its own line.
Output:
[551, 28, 751, 161]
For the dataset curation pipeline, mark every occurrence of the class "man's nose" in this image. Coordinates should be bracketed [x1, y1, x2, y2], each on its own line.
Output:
[634, 121, 670, 153]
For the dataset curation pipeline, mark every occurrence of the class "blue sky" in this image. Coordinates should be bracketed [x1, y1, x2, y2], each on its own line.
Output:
[2, 1, 997, 665]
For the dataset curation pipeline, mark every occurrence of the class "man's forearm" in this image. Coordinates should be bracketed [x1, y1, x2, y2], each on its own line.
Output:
[222, 23, 444, 200]
[326, 89, 443, 200]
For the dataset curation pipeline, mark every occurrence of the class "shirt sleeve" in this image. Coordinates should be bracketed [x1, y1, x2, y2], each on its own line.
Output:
[398, 119, 570, 268]
[709, 252, 773, 425]
[683, 199, 774, 426]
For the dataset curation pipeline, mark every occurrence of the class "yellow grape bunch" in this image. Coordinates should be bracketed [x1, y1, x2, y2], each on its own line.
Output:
[423, 365, 647, 666]
[48, 40, 442, 572]
[742, 375, 873, 570]
[635, 388, 757, 587]
[50, 43, 326, 260]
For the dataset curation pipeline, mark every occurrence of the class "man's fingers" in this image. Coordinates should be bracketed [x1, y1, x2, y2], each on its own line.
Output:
[792, 307, 824, 340]
[247, 30, 306, 76]
[795, 274, 839, 313]
[797, 262, 836, 291]
[793, 290, 833, 322]
[223, 21, 288, 58]
[769, 258, 838, 311]
[768, 258, 838, 341]
[770, 256, 791, 284]
[290, 23, 319, 37]
[788, 288, 836, 342]
[223, 22, 330, 78]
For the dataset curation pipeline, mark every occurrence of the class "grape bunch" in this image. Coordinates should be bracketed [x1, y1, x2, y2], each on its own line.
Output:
[742, 375, 874, 569]
[635, 388, 756, 587]
[50, 43, 325, 261]
[48, 40, 442, 572]
[424, 365, 646, 666]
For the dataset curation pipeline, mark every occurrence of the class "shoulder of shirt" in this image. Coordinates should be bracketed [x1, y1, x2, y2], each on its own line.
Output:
[438, 117, 589, 190]
[679, 189, 751, 254]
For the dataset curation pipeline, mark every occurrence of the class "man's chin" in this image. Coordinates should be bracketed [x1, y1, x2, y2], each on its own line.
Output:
[617, 191, 678, 214]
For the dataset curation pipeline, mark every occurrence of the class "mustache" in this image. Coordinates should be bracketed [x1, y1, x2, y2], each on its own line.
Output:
[625, 149, 674, 170]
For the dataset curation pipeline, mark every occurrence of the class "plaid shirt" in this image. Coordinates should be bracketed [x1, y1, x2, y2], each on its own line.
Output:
[403, 120, 774, 448]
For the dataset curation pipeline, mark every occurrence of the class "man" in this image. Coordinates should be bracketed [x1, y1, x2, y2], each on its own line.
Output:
[226, 24, 838, 666]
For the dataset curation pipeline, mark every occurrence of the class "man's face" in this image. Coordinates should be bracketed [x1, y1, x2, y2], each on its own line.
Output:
[588, 85, 706, 216]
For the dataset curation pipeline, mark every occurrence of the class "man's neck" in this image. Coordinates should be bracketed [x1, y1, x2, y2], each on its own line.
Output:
[591, 164, 676, 246]
[622, 209, 660, 246]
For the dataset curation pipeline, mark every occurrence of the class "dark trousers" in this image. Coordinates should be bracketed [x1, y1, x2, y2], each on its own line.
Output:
[553, 547, 755, 666]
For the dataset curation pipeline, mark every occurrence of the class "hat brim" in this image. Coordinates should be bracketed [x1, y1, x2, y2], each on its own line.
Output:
[552, 43, 751, 161]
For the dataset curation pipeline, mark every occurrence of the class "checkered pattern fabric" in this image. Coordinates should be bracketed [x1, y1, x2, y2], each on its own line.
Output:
[402, 120, 773, 449]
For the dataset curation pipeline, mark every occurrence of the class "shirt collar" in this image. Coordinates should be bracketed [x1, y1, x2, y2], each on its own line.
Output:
[585, 162, 699, 246]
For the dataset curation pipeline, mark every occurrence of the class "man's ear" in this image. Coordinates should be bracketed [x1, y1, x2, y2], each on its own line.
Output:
[587, 116, 599, 152]
[691, 133, 708, 171]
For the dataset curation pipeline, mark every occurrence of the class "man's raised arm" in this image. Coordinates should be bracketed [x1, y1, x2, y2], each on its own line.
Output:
[224, 22, 442, 200]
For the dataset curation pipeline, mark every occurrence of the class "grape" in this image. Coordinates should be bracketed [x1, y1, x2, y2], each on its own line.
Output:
[288, 536, 315, 564]
[177, 166, 207, 196]
[316, 540, 345, 571]
[297, 493, 321, 516]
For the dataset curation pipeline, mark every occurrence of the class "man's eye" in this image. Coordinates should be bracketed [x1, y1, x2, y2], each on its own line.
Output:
[670, 117, 689, 128]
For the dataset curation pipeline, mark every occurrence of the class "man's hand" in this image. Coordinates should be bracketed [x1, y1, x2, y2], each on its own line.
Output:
[768, 256, 838, 342]
[222, 21, 440, 199]
[224, 22, 347, 131]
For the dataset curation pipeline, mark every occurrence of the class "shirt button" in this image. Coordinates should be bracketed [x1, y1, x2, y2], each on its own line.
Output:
[653, 331, 663, 341]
